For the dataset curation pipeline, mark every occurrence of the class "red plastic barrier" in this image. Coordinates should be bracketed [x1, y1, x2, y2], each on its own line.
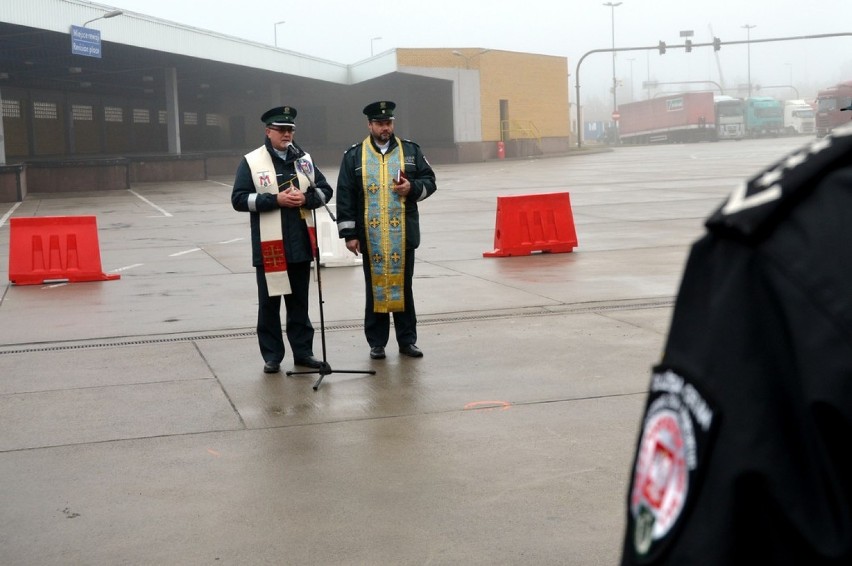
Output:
[8, 216, 120, 285]
[483, 192, 578, 257]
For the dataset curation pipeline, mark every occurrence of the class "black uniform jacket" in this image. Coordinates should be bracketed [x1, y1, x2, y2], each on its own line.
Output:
[622, 123, 852, 565]
[336, 136, 436, 249]
[231, 139, 333, 267]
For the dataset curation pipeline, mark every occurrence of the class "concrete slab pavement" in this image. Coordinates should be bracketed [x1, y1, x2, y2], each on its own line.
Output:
[0, 137, 807, 564]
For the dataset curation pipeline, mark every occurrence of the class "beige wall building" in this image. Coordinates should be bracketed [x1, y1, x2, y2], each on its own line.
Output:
[397, 48, 573, 160]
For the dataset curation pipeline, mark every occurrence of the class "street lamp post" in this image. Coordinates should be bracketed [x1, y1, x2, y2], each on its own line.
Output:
[679, 29, 694, 81]
[603, 2, 623, 117]
[83, 9, 123, 28]
[646, 51, 651, 100]
[274, 20, 285, 47]
[742, 24, 756, 97]
[452, 49, 491, 69]
[626, 57, 635, 102]
[371, 36, 382, 57]
[451, 50, 470, 69]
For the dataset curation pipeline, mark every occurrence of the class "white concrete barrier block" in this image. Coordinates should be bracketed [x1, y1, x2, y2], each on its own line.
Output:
[314, 204, 362, 267]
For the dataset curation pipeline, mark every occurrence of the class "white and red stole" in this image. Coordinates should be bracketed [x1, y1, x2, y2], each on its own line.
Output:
[245, 146, 317, 296]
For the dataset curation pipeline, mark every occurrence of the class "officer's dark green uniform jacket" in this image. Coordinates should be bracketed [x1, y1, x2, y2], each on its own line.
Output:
[335, 136, 436, 247]
[622, 122, 852, 565]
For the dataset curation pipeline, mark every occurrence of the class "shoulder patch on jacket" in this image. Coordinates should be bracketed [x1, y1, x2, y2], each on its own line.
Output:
[707, 122, 852, 240]
[626, 367, 718, 563]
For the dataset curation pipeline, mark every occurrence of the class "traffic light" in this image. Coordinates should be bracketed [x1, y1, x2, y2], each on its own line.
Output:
[658, 41, 666, 55]
[685, 39, 692, 53]
[713, 37, 721, 51]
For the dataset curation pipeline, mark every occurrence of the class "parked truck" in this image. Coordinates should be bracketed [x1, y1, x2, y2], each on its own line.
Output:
[815, 80, 852, 138]
[783, 99, 816, 135]
[744, 96, 784, 137]
[618, 92, 716, 144]
[714, 95, 746, 140]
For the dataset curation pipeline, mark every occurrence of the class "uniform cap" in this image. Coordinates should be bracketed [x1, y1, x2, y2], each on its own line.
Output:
[363, 101, 396, 121]
[261, 106, 297, 127]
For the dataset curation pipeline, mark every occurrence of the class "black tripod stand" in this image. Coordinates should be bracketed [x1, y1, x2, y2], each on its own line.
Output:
[286, 199, 375, 390]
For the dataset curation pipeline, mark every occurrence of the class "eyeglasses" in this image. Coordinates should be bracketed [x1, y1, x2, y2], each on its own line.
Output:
[268, 125, 295, 133]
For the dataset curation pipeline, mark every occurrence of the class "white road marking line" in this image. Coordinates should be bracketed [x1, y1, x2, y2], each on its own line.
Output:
[169, 248, 202, 257]
[129, 189, 173, 217]
[111, 263, 144, 272]
[0, 202, 23, 227]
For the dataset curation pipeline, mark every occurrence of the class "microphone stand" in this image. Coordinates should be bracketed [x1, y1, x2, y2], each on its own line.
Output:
[287, 189, 375, 390]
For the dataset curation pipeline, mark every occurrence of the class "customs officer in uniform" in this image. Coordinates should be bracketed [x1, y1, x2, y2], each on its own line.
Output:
[336, 101, 437, 360]
[621, 111, 852, 564]
[231, 106, 333, 373]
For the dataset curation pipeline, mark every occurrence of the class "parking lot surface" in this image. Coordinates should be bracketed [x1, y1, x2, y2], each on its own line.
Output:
[0, 138, 806, 564]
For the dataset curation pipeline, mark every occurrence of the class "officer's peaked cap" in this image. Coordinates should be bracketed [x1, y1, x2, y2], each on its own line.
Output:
[363, 101, 396, 121]
[261, 106, 297, 127]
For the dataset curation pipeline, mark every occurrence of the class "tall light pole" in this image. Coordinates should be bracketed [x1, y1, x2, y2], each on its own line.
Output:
[451, 50, 469, 68]
[785, 62, 793, 92]
[371, 36, 382, 57]
[646, 50, 651, 100]
[679, 29, 694, 81]
[603, 2, 623, 117]
[626, 57, 635, 102]
[83, 9, 123, 27]
[273, 20, 285, 47]
[452, 49, 491, 69]
[742, 24, 756, 97]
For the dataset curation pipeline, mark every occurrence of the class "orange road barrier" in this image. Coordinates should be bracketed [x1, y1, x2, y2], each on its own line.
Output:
[8, 216, 121, 285]
[483, 192, 578, 257]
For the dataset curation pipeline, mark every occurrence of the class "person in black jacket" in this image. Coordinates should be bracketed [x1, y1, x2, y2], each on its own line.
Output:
[231, 106, 333, 374]
[621, 121, 852, 564]
[336, 101, 437, 360]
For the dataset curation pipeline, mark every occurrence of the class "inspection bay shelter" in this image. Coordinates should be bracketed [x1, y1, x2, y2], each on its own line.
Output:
[0, 0, 571, 202]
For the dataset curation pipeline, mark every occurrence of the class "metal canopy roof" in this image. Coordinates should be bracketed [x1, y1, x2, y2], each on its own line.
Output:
[0, 22, 300, 100]
[0, 0, 384, 102]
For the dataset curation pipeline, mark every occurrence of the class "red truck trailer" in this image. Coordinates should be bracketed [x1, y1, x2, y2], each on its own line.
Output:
[815, 80, 852, 138]
[618, 92, 717, 144]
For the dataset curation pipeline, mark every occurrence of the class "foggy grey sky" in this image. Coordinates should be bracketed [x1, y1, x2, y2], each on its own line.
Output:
[103, 0, 851, 106]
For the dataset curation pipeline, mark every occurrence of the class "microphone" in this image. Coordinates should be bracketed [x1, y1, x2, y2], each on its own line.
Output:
[305, 183, 336, 221]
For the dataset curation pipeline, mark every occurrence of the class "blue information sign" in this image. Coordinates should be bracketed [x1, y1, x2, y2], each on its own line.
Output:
[70, 26, 102, 58]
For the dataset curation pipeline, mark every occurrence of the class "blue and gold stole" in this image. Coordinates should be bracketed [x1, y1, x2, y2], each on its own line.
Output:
[361, 137, 406, 313]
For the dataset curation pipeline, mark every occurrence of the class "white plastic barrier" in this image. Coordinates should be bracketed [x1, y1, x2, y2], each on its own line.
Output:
[314, 204, 362, 267]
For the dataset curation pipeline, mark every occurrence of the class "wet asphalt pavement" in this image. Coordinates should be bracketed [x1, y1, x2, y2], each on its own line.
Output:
[0, 137, 806, 564]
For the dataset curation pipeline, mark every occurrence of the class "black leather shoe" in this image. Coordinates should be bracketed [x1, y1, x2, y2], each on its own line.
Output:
[399, 344, 423, 358]
[294, 356, 323, 369]
[370, 346, 386, 359]
[263, 361, 281, 373]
